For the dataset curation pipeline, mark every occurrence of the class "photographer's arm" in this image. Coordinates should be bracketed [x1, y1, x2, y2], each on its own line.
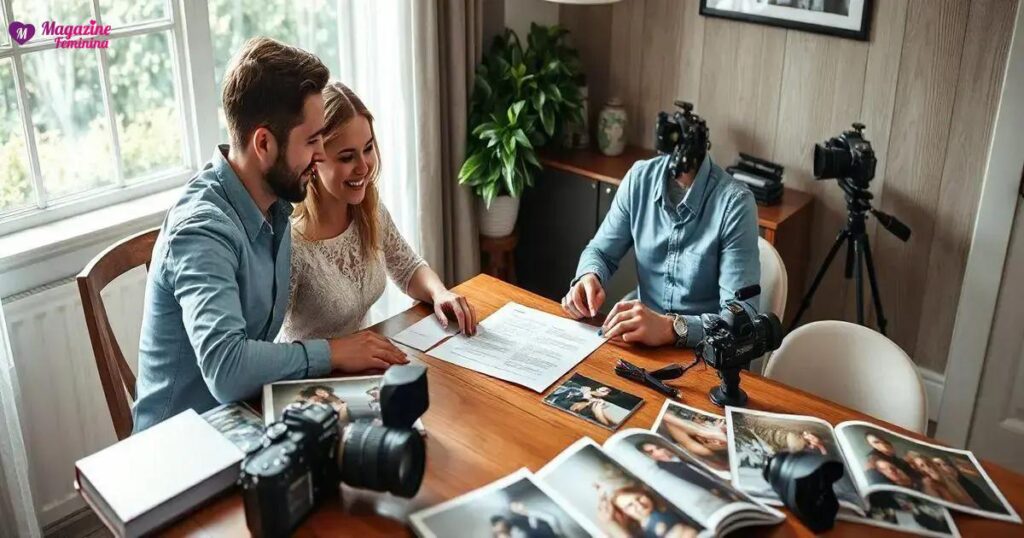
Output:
[679, 188, 761, 347]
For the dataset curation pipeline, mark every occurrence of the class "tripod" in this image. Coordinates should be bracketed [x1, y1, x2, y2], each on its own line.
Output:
[788, 178, 910, 335]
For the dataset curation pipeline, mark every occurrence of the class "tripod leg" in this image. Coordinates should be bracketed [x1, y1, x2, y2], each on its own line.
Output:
[854, 237, 865, 326]
[861, 236, 888, 336]
[789, 230, 850, 330]
[845, 234, 855, 279]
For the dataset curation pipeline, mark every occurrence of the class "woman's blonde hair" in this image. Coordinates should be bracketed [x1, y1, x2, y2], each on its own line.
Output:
[293, 82, 381, 258]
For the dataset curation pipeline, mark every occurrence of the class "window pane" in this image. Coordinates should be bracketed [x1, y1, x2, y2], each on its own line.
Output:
[97, 0, 168, 27]
[23, 48, 115, 200]
[10, 0, 93, 44]
[108, 31, 185, 181]
[207, 0, 341, 142]
[0, 60, 33, 214]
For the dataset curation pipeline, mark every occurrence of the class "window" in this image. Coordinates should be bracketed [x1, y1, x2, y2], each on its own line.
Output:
[0, 0, 192, 236]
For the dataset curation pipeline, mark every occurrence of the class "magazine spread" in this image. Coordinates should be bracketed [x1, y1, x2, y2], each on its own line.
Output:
[411, 428, 784, 538]
[652, 401, 732, 479]
[835, 420, 1021, 524]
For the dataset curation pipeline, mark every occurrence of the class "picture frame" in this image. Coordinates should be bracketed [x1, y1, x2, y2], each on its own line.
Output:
[699, 0, 872, 41]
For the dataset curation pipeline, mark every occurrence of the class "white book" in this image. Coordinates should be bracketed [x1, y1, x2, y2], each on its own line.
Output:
[75, 409, 243, 537]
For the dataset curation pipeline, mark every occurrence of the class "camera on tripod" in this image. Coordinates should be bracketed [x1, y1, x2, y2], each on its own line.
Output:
[814, 122, 876, 188]
[239, 365, 429, 538]
[696, 285, 783, 407]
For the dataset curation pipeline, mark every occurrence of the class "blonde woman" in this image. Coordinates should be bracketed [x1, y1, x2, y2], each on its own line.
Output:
[280, 82, 477, 370]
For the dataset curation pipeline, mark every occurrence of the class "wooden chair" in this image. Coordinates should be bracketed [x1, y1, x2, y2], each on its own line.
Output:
[76, 228, 159, 440]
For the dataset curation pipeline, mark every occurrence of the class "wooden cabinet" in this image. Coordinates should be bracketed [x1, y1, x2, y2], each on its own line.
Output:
[510, 146, 814, 323]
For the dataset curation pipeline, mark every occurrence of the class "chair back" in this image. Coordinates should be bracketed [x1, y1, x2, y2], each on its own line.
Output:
[76, 228, 159, 440]
[764, 320, 928, 433]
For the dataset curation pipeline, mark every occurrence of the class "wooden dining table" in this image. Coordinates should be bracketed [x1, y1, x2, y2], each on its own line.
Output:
[165, 274, 1024, 537]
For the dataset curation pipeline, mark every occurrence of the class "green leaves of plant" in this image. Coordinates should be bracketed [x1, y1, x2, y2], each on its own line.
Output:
[460, 24, 585, 208]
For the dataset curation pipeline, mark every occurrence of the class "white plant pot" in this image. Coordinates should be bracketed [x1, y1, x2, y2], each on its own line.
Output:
[478, 195, 521, 237]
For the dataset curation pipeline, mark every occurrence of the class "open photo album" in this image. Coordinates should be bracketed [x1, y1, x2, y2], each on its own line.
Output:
[723, 408, 1021, 537]
[410, 429, 784, 538]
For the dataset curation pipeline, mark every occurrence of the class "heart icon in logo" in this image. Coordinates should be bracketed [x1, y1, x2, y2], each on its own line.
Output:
[8, 21, 35, 46]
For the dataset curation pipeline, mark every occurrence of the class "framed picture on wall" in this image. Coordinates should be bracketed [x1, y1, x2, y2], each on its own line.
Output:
[700, 0, 872, 41]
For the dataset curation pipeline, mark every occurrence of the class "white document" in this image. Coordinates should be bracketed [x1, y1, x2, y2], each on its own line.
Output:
[392, 315, 458, 351]
[427, 302, 607, 392]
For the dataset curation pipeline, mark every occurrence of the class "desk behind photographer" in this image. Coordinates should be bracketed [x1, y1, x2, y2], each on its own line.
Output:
[165, 274, 1024, 537]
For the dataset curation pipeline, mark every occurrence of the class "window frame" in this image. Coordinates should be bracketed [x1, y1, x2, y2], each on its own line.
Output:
[0, 0, 220, 237]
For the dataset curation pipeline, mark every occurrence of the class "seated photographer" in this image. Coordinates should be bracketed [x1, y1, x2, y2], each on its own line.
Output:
[561, 106, 760, 348]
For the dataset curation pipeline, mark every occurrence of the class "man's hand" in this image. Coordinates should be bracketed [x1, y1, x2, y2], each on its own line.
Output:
[561, 273, 605, 319]
[327, 330, 409, 372]
[602, 300, 676, 346]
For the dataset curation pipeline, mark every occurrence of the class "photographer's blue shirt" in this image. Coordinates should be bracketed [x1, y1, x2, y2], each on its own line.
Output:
[132, 146, 331, 433]
[574, 154, 761, 347]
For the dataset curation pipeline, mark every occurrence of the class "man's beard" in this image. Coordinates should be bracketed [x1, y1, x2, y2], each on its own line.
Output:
[266, 150, 313, 203]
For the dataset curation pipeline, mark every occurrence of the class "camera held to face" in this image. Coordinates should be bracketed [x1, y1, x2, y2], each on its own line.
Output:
[654, 101, 710, 179]
[696, 285, 783, 407]
[239, 365, 430, 538]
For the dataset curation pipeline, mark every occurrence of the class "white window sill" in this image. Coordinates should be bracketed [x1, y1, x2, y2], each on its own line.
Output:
[0, 187, 182, 297]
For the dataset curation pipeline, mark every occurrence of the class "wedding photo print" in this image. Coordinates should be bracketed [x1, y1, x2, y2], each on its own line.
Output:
[201, 403, 265, 453]
[652, 401, 731, 478]
[409, 469, 590, 538]
[262, 375, 383, 425]
[543, 374, 643, 431]
[538, 439, 705, 538]
[836, 421, 1021, 523]
[726, 408, 863, 511]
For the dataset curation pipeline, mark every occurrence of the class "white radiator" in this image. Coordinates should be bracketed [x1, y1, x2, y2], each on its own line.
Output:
[3, 267, 147, 527]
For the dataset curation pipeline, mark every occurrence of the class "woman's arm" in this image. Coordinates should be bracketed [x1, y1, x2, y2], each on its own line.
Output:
[407, 266, 478, 335]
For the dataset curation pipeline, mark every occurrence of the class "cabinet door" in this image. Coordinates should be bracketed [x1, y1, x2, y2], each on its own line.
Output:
[596, 183, 639, 313]
[516, 170, 599, 301]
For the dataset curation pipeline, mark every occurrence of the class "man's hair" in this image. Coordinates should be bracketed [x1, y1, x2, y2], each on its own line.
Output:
[221, 37, 329, 151]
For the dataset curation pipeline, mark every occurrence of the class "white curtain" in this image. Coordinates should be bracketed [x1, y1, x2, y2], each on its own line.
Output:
[0, 298, 41, 537]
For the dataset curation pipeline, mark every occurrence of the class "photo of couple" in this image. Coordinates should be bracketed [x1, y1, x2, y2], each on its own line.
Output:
[652, 401, 730, 478]
[836, 421, 1020, 522]
[263, 375, 382, 425]
[410, 469, 588, 538]
[837, 492, 958, 538]
[543, 374, 643, 430]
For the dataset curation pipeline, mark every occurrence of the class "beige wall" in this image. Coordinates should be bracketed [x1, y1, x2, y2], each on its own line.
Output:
[560, 0, 1017, 373]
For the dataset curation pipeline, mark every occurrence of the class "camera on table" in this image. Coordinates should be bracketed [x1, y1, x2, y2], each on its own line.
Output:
[696, 285, 783, 407]
[654, 101, 710, 179]
[813, 122, 876, 188]
[239, 365, 430, 538]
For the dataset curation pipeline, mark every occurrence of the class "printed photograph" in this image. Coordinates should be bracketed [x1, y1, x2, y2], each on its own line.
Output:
[726, 409, 862, 510]
[607, 430, 779, 530]
[538, 439, 705, 538]
[837, 492, 959, 538]
[836, 421, 1020, 522]
[543, 374, 643, 431]
[201, 402, 265, 454]
[652, 401, 731, 477]
[410, 469, 589, 538]
[263, 375, 382, 425]
[700, 0, 870, 40]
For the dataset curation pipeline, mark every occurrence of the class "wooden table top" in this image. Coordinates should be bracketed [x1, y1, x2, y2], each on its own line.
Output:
[165, 275, 1024, 537]
[538, 146, 813, 231]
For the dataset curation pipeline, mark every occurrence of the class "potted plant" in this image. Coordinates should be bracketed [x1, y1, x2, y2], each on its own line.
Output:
[460, 24, 584, 237]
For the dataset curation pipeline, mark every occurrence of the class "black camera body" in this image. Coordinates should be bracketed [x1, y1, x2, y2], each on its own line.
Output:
[813, 122, 876, 188]
[696, 285, 783, 407]
[239, 403, 339, 538]
[654, 101, 710, 179]
[239, 365, 430, 538]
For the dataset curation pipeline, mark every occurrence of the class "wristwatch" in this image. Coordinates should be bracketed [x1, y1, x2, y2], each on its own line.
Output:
[670, 314, 688, 348]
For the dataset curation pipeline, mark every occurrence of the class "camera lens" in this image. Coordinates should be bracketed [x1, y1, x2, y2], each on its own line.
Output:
[763, 451, 843, 532]
[340, 422, 426, 498]
[813, 144, 851, 179]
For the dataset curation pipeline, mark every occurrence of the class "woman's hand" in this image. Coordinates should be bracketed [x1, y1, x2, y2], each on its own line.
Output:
[602, 300, 675, 346]
[432, 289, 478, 335]
[327, 330, 409, 372]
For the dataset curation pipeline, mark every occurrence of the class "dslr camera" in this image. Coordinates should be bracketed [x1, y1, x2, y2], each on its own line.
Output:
[654, 101, 710, 179]
[239, 365, 429, 538]
[813, 122, 876, 188]
[696, 285, 783, 407]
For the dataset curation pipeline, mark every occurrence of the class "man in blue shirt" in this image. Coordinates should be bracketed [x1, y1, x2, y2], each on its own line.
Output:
[561, 135, 760, 348]
[133, 38, 407, 432]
